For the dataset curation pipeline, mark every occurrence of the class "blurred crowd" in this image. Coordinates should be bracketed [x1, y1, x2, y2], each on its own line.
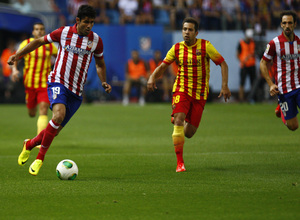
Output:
[3, 0, 300, 31]
[1, 0, 300, 103]
[59, 0, 300, 31]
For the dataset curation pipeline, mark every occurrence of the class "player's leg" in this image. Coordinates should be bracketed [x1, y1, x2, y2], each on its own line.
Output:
[37, 89, 50, 134]
[36, 89, 50, 148]
[173, 112, 186, 172]
[286, 117, 298, 131]
[28, 103, 65, 176]
[27, 83, 65, 175]
[285, 89, 300, 131]
[184, 123, 198, 139]
[28, 107, 37, 118]
[184, 99, 206, 138]
[37, 102, 49, 134]
[278, 91, 299, 131]
[18, 90, 38, 164]
[30, 84, 83, 175]
[25, 89, 37, 117]
[171, 92, 190, 172]
[275, 104, 281, 118]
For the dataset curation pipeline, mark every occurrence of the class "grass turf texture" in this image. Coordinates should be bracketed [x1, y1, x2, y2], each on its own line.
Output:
[0, 103, 299, 219]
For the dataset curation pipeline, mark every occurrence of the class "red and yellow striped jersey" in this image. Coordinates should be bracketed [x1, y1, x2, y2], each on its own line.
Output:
[19, 38, 57, 89]
[163, 39, 224, 100]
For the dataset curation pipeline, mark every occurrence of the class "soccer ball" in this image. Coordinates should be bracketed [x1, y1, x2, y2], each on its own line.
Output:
[56, 159, 78, 180]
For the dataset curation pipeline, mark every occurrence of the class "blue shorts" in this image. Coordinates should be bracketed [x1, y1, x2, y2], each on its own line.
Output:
[47, 82, 83, 127]
[278, 88, 300, 120]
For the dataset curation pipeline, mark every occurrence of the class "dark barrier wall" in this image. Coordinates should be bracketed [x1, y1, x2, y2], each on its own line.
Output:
[0, 12, 42, 33]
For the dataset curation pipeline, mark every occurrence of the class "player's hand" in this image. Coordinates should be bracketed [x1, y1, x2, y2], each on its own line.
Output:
[269, 84, 279, 96]
[7, 54, 18, 65]
[147, 75, 157, 92]
[218, 86, 231, 102]
[102, 82, 112, 94]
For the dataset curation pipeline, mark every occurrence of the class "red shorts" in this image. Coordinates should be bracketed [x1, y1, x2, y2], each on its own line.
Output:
[172, 92, 206, 128]
[25, 88, 50, 109]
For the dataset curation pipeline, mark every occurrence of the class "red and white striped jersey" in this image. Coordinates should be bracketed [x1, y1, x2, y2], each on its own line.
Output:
[262, 32, 300, 94]
[44, 24, 104, 96]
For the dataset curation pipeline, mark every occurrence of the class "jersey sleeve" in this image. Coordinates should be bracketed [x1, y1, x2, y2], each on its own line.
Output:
[44, 26, 64, 43]
[262, 40, 275, 62]
[163, 44, 176, 65]
[206, 41, 224, 65]
[94, 36, 104, 59]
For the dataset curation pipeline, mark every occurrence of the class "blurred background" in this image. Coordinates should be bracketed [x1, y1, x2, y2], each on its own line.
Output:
[1, 0, 300, 104]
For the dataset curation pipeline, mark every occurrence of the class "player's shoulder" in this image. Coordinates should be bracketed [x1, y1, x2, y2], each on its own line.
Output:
[19, 38, 34, 48]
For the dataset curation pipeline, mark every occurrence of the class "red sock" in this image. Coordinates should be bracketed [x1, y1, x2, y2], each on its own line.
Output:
[37, 120, 60, 161]
[26, 130, 46, 150]
[172, 126, 185, 164]
[174, 143, 184, 164]
[280, 110, 287, 126]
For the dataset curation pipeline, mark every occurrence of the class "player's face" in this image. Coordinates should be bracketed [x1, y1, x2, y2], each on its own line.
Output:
[76, 17, 95, 36]
[281, 15, 296, 38]
[32, 24, 45, 39]
[182, 22, 198, 46]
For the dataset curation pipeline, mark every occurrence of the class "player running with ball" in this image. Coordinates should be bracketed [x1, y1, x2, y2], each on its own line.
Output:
[8, 5, 112, 176]
[147, 17, 231, 172]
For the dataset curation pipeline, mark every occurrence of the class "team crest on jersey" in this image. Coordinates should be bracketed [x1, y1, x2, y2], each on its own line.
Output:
[87, 40, 93, 49]
[196, 49, 202, 55]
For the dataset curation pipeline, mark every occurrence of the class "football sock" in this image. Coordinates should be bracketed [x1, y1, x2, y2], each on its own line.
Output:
[280, 110, 287, 126]
[172, 125, 185, 164]
[26, 129, 45, 150]
[37, 115, 48, 134]
[36, 120, 60, 161]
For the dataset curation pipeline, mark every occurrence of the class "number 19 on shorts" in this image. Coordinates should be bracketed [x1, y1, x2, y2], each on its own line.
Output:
[52, 87, 60, 100]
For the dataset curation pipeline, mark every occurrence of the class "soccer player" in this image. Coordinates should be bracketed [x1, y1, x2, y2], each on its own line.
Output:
[147, 17, 231, 172]
[7, 5, 112, 176]
[12, 22, 58, 139]
[260, 10, 300, 131]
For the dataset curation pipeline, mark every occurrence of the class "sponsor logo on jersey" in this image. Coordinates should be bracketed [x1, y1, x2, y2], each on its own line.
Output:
[64, 45, 92, 55]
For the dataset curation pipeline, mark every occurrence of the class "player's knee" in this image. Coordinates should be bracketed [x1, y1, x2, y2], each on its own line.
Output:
[185, 129, 196, 138]
[28, 112, 36, 117]
[29, 113, 35, 117]
[52, 114, 65, 124]
[287, 124, 298, 131]
[286, 119, 299, 131]
[185, 132, 194, 139]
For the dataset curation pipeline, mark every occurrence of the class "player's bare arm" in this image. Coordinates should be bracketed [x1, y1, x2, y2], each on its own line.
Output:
[218, 61, 231, 102]
[260, 58, 279, 96]
[11, 60, 20, 82]
[95, 57, 112, 94]
[7, 37, 47, 65]
[147, 62, 169, 91]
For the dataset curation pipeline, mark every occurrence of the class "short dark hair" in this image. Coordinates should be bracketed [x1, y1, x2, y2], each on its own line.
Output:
[182, 17, 199, 31]
[77, 5, 96, 20]
[280, 10, 297, 23]
[32, 22, 44, 30]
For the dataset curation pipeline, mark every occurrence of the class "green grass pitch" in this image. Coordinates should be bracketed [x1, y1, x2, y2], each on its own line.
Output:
[0, 103, 299, 219]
